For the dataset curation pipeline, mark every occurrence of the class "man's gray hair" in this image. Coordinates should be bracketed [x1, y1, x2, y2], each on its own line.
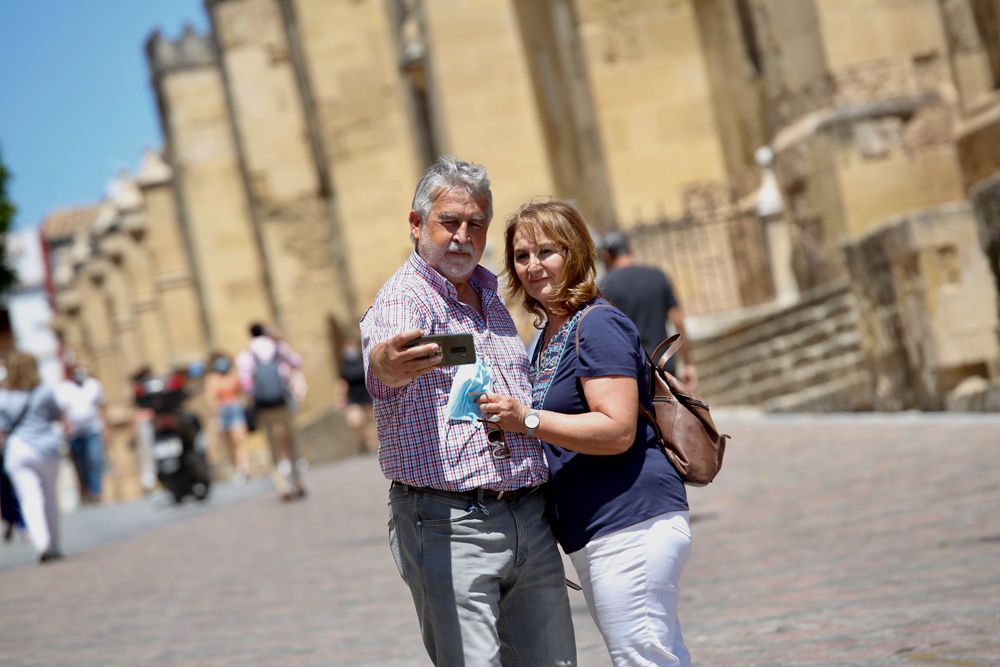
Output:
[411, 155, 493, 223]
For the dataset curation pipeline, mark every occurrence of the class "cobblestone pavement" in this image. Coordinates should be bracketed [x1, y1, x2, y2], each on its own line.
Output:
[1, 414, 997, 666]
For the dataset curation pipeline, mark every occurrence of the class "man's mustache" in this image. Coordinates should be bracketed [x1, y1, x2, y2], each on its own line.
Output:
[446, 242, 474, 255]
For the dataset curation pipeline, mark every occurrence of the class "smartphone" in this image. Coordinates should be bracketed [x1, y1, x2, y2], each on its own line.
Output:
[405, 333, 477, 366]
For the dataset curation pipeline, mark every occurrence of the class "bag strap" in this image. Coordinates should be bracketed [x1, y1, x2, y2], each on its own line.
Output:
[573, 304, 614, 354]
[649, 334, 683, 369]
[5, 387, 36, 438]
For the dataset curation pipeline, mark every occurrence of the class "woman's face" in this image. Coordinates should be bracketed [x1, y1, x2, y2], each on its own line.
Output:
[512, 226, 566, 309]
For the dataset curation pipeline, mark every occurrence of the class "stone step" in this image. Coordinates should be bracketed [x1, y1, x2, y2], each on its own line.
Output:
[702, 350, 868, 406]
[698, 331, 864, 399]
[694, 288, 856, 362]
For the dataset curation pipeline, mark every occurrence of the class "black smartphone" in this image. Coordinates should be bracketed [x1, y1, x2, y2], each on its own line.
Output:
[405, 333, 477, 366]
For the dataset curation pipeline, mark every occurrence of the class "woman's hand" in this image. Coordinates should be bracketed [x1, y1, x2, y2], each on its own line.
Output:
[476, 393, 529, 434]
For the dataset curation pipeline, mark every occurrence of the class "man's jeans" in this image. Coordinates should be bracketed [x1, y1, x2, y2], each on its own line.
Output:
[69, 432, 104, 499]
[388, 483, 577, 666]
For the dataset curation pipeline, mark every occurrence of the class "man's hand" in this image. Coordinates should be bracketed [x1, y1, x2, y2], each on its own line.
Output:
[370, 329, 443, 388]
[476, 393, 529, 434]
[681, 363, 698, 390]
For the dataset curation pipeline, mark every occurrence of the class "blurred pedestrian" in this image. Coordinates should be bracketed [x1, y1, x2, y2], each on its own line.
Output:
[0, 352, 65, 563]
[338, 339, 375, 454]
[205, 352, 250, 483]
[600, 230, 698, 388]
[130, 366, 158, 494]
[56, 362, 107, 504]
[236, 323, 306, 501]
[479, 201, 693, 666]
[363, 156, 576, 665]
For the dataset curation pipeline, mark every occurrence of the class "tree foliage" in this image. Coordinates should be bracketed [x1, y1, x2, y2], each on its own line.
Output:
[0, 149, 20, 295]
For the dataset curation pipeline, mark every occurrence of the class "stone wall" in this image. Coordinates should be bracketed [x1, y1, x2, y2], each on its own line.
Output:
[576, 0, 731, 221]
[147, 27, 273, 354]
[208, 0, 348, 420]
[757, 0, 979, 292]
[695, 202, 1000, 413]
[844, 202, 999, 410]
[291, 0, 423, 310]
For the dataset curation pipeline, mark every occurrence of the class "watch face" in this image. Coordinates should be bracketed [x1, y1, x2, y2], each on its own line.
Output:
[525, 413, 540, 429]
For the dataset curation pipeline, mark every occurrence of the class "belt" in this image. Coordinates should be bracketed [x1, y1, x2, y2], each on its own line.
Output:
[392, 481, 540, 503]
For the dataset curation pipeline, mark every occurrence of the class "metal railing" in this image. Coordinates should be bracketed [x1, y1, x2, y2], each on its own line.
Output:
[623, 210, 775, 317]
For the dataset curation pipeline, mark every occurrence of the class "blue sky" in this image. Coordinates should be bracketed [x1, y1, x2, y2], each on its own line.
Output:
[0, 2, 209, 230]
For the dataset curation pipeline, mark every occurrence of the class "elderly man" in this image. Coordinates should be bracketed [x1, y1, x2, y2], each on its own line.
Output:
[361, 156, 576, 666]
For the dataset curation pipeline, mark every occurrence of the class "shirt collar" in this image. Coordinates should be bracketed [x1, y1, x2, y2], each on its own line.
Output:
[407, 251, 498, 301]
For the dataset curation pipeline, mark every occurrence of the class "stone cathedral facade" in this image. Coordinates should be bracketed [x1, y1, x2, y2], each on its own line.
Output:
[42, 0, 1000, 500]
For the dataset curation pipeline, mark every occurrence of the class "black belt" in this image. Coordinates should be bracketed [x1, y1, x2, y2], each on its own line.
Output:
[392, 481, 540, 503]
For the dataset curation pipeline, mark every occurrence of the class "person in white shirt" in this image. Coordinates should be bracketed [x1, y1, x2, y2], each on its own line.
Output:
[56, 363, 107, 504]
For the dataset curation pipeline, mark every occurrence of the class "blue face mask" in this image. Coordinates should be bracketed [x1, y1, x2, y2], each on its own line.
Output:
[445, 358, 492, 422]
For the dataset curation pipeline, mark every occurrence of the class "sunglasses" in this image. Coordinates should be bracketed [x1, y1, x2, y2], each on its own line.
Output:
[480, 419, 511, 460]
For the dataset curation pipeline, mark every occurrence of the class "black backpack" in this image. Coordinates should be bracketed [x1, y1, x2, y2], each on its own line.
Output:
[251, 352, 287, 408]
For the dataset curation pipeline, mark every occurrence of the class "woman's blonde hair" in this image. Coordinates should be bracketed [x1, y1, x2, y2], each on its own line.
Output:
[5, 351, 41, 392]
[503, 200, 600, 327]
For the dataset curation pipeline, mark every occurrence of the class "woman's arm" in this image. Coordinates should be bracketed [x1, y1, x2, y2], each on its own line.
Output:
[477, 375, 638, 455]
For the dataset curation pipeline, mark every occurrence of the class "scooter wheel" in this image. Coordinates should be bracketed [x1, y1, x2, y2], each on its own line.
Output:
[192, 482, 211, 501]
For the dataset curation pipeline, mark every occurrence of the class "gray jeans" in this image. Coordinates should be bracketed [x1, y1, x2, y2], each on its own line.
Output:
[388, 483, 577, 666]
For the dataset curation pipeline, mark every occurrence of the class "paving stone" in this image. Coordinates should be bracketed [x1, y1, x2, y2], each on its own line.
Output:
[0, 414, 997, 666]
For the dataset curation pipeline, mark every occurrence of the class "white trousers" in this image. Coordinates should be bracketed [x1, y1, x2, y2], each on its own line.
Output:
[569, 511, 693, 667]
[5, 437, 61, 555]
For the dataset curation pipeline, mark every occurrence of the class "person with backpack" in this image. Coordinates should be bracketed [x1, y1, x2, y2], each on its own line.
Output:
[477, 201, 694, 666]
[236, 323, 306, 501]
[0, 352, 65, 563]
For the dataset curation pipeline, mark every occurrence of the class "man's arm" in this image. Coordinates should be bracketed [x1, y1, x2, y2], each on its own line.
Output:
[667, 306, 698, 389]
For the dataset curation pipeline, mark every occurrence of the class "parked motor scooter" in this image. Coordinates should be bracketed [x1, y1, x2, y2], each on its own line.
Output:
[134, 371, 211, 504]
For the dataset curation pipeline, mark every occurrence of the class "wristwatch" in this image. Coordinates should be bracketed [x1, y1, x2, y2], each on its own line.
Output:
[523, 410, 541, 437]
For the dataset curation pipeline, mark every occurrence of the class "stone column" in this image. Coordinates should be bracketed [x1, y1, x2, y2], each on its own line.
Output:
[75, 257, 140, 501]
[146, 25, 272, 355]
[755, 147, 798, 304]
[136, 148, 207, 368]
[206, 0, 352, 417]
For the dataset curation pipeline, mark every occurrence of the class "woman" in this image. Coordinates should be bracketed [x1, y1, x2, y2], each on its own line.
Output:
[477, 201, 693, 666]
[205, 353, 250, 483]
[0, 352, 64, 563]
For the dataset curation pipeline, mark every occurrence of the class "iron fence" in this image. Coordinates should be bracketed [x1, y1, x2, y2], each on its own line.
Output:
[622, 210, 774, 317]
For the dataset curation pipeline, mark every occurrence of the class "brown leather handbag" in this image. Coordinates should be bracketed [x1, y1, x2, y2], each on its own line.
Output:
[641, 335, 729, 486]
[576, 306, 729, 486]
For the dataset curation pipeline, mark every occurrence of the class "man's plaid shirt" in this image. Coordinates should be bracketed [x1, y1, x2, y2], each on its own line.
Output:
[360, 253, 548, 492]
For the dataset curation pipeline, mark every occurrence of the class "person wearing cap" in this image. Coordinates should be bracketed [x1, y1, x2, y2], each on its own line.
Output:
[599, 230, 697, 388]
